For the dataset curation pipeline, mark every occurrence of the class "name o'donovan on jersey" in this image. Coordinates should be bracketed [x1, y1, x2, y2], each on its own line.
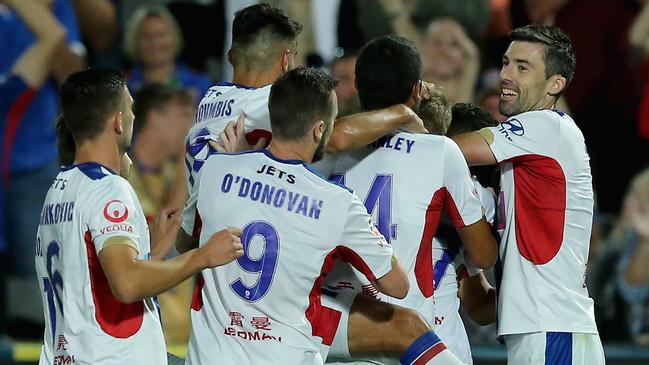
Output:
[219, 173, 324, 220]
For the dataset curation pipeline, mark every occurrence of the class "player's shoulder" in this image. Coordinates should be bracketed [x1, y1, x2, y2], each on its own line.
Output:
[62, 162, 131, 193]
[511, 109, 572, 126]
[203, 82, 270, 100]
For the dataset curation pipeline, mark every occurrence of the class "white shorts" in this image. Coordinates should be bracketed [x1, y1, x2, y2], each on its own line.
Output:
[319, 285, 356, 361]
[505, 332, 604, 365]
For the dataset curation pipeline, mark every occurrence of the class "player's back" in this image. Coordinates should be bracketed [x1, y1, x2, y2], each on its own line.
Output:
[35, 163, 165, 365]
[185, 82, 272, 187]
[325, 132, 483, 317]
[186, 150, 393, 365]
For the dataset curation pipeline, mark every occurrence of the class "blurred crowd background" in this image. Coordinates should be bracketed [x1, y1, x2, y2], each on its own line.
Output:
[2, 0, 649, 363]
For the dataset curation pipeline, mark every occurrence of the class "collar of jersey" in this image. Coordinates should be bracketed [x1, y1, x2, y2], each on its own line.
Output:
[215, 81, 257, 90]
[61, 161, 118, 175]
[260, 149, 307, 165]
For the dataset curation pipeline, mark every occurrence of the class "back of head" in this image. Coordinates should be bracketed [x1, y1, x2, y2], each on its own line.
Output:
[269, 67, 337, 140]
[355, 35, 421, 110]
[417, 88, 451, 135]
[55, 115, 75, 166]
[231, 4, 302, 70]
[60, 68, 127, 144]
[447, 103, 497, 137]
[509, 25, 576, 87]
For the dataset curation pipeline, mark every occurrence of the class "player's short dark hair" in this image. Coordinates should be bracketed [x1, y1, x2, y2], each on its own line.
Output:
[509, 25, 576, 84]
[132, 83, 192, 134]
[355, 35, 421, 110]
[446, 103, 497, 137]
[417, 88, 451, 135]
[269, 67, 337, 140]
[55, 115, 75, 166]
[231, 4, 302, 66]
[60, 68, 127, 144]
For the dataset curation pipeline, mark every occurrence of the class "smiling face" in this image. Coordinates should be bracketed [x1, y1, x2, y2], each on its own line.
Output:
[137, 15, 175, 67]
[499, 41, 559, 117]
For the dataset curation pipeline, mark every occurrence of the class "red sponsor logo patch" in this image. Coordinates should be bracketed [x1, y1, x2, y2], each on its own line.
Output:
[103, 200, 129, 223]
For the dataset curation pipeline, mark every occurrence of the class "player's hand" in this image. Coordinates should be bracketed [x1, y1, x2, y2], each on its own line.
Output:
[199, 227, 243, 268]
[399, 105, 428, 134]
[210, 113, 268, 153]
[150, 207, 182, 259]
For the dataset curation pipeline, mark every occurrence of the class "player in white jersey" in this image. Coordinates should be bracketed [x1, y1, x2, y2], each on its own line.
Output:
[453, 25, 604, 364]
[185, 4, 426, 191]
[318, 36, 497, 365]
[181, 68, 413, 365]
[36, 68, 243, 365]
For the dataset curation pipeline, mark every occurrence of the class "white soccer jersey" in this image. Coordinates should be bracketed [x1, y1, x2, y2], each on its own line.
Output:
[35, 162, 166, 365]
[478, 109, 598, 336]
[185, 82, 272, 188]
[320, 133, 484, 340]
[181, 149, 394, 365]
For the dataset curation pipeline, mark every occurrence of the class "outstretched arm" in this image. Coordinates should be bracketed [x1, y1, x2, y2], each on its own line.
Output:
[452, 131, 497, 167]
[326, 104, 427, 153]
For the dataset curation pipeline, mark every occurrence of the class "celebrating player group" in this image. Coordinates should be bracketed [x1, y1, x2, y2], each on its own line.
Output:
[35, 3, 603, 365]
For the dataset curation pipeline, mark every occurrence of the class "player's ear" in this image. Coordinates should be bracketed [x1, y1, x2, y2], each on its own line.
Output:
[281, 50, 290, 73]
[113, 111, 124, 135]
[407, 80, 422, 107]
[547, 75, 567, 97]
[313, 120, 325, 142]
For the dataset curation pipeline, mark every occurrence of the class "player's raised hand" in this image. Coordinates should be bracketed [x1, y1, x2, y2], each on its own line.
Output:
[150, 207, 182, 259]
[199, 227, 244, 268]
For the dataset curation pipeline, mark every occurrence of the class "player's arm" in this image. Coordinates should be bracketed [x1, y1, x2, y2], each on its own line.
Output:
[98, 228, 242, 303]
[452, 131, 497, 167]
[6, 0, 65, 88]
[456, 218, 497, 269]
[458, 270, 496, 325]
[326, 104, 427, 153]
[373, 255, 409, 299]
[339, 197, 409, 299]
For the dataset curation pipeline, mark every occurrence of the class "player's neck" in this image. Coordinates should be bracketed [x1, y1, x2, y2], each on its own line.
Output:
[74, 138, 122, 174]
[232, 68, 278, 88]
[267, 141, 313, 164]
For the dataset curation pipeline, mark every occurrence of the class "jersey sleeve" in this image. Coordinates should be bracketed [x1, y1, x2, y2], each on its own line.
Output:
[477, 112, 559, 163]
[0, 74, 31, 111]
[442, 139, 484, 228]
[53, 0, 86, 56]
[86, 178, 142, 254]
[336, 195, 394, 282]
[474, 179, 496, 225]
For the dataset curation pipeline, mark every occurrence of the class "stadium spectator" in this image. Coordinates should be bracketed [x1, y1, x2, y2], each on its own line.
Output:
[330, 49, 361, 117]
[123, 6, 212, 101]
[616, 167, 649, 345]
[0, 0, 83, 337]
[420, 19, 480, 104]
[130, 83, 196, 343]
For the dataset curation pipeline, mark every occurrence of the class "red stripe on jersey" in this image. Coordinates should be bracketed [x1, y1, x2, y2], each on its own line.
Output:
[305, 248, 342, 346]
[192, 210, 203, 238]
[191, 273, 205, 311]
[415, 187, 465, 298]
[2, 88, 36, 184]
[510, 155, 566, 265]
[245, 129, 272, 147]
[412, 341, 447, 365]
[84, 231, 144, 338]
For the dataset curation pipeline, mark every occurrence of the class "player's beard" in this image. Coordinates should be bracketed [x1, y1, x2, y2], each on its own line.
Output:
[312, 137, 327, 163]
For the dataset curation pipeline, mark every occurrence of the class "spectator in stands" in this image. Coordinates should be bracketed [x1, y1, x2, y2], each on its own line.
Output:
[0, 0, 84, 336]
[421, 18, 480, 104]
[124, 6, 212, 101]
[616, 167, 649, 345]
[330, 48, 361, 117]
[130, 84, 195, 343]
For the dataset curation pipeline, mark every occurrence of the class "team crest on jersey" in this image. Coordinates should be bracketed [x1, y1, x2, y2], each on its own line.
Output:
[498, 119, 525, 141]
[103, 200, 129, 223]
